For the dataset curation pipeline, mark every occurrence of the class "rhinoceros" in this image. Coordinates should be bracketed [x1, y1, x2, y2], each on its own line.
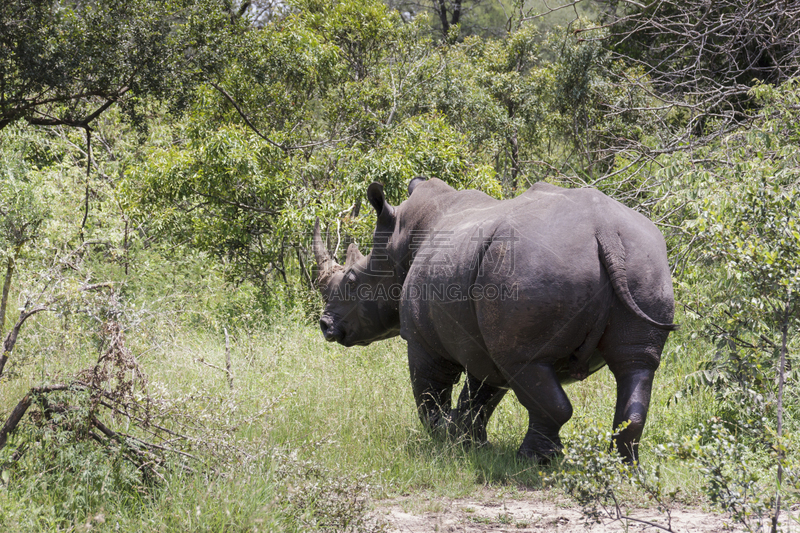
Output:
[313, 177, 677, 463]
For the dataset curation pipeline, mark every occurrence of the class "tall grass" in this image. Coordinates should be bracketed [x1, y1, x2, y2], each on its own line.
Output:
[0, 297, 767, 531]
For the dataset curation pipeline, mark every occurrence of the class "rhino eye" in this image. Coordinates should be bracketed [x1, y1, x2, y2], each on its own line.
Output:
[346, 272, 357, 286]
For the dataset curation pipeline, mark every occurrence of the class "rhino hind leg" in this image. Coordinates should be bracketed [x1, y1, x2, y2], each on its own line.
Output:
[449, 374, 507, 446]
[511, 363, 574, 463]
[609, 366, 656, 464]
[601, 321, 669, 464]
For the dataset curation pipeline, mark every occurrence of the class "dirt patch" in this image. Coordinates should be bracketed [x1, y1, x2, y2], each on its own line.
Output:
[374, 490, 762, 532]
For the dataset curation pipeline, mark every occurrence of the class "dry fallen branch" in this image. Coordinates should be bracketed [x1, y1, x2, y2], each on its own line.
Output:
[0, 384, 71, 449]
[1, 306, 195, 478]
[1, 285, 279, 483]
[0, 281, 117, 379]
[0, 378, 203, 478]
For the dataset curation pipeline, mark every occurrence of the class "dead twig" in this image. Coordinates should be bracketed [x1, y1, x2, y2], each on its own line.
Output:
[224, 327, 233, 390]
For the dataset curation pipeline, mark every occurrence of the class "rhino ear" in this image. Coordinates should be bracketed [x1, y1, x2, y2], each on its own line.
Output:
[407, 176, 427, 197]
[367, 182, 395, 225]
[345, 242, 364, 269]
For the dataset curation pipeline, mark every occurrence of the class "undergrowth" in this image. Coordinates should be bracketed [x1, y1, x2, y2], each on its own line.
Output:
[0, 296, 796, 531]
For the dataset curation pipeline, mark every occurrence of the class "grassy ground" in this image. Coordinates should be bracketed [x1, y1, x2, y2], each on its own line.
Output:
[0, 300, 790, 531]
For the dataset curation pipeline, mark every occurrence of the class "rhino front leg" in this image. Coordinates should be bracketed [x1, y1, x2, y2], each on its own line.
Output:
[510, 363, 573, 463]
[449, 374, 507, 446]
[407, 341, 463, 432]
[610, 367, 655, 464]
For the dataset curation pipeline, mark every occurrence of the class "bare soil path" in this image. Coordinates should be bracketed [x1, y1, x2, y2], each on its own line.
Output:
[375, 489, 798, 532]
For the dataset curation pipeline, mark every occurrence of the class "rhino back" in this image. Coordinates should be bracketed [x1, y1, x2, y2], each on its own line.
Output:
[398, 181, 673, 386]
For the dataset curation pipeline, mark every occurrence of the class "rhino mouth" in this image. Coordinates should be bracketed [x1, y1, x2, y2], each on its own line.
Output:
[319, 316, 374, 347]
[325, 331, 345, 343]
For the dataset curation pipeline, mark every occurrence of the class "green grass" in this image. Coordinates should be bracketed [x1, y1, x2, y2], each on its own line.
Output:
[0, 302, 791, 531]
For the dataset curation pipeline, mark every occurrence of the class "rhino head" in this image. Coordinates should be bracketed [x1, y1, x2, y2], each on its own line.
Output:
[314, 182, 404, 347]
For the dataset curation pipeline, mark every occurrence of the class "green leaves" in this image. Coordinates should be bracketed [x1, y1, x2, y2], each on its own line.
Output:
[655, 81, 800, 478]
[552, 420, 679, 529]
[348, 113, 501, 204]
[0, 0, 239, 130]
[0, 127, 51, 255]
[681, 421, 777, 531]
[710, 182, 800, 300]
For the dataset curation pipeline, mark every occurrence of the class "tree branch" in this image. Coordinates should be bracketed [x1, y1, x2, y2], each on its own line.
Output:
[0, 385, 72, 449]
[207, 81, 287, 152]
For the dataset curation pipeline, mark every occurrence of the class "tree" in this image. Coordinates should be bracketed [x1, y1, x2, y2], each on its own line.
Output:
[387, 0, 512, 39]
[578, 0, 800, 146]
[656, 80, 800, 531]
[121, 0, 512, 288]
[702, 176, 798, 533]
[432, 0, 463, 37]
[596, 0, 800, 100]
[0, 0, 239, 132]
[0, 129, 51, 377]
[122, 0, 668, 289]
[0, 0, 254, 270]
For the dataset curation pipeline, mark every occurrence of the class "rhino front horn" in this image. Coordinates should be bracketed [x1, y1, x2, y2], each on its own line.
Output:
[312, 218, 336, 277]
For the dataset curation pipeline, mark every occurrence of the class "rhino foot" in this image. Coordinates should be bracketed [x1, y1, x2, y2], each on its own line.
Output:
[517, 431, 564, 465]
[516, 445, 563, 465]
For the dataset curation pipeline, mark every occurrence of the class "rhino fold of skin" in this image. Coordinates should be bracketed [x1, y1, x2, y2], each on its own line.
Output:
[314, 177, 677, 464]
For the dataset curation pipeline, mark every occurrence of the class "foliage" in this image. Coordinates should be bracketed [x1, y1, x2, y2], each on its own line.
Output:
[673, 420, 800, 532]
[114, 0, 678, 291]
[556, 418, 800, 532]
[349, 112, 502, 204]
[694, 177, 799, 435]
[553, 421, 678, 531]
[0, 0, 239, 131]
[0, 301, 385, 532]
[3, 0, 800, 530]
[646, 79, 800, 532]
[121, 0, 509, 285]
[596, 0, 800, 102]
[0, 388, 150, 524]
[0, 127, 52, 359]
[0, 131, 50, 256]
[273, 449, 387, 533]
[660, 81, 800, 438]
[386, 0, 513, 39]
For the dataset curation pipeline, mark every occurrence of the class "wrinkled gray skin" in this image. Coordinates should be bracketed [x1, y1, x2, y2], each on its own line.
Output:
[314, 177, 677, 464]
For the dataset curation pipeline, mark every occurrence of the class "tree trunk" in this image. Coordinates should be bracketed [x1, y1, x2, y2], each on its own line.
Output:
[451, 0, 462, 26]
[0, 394, 33, 449]
[435, 0, 462, 37]
[0, 305, 47, 378]
[0, 245, 20, 339]
[509, 127, 519, 192]
[770, 303, 789, 533]
[297, 247, 314, 291]
[80, 127, 92, 243]
[0, 384, 71, 449]
[435, 0, 450, 35]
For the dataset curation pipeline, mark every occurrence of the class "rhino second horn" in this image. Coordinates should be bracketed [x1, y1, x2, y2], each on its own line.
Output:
[345, 242, 364, 269]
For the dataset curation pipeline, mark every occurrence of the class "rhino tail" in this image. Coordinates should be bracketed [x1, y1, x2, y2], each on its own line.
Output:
[596, 230, 679, 332]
